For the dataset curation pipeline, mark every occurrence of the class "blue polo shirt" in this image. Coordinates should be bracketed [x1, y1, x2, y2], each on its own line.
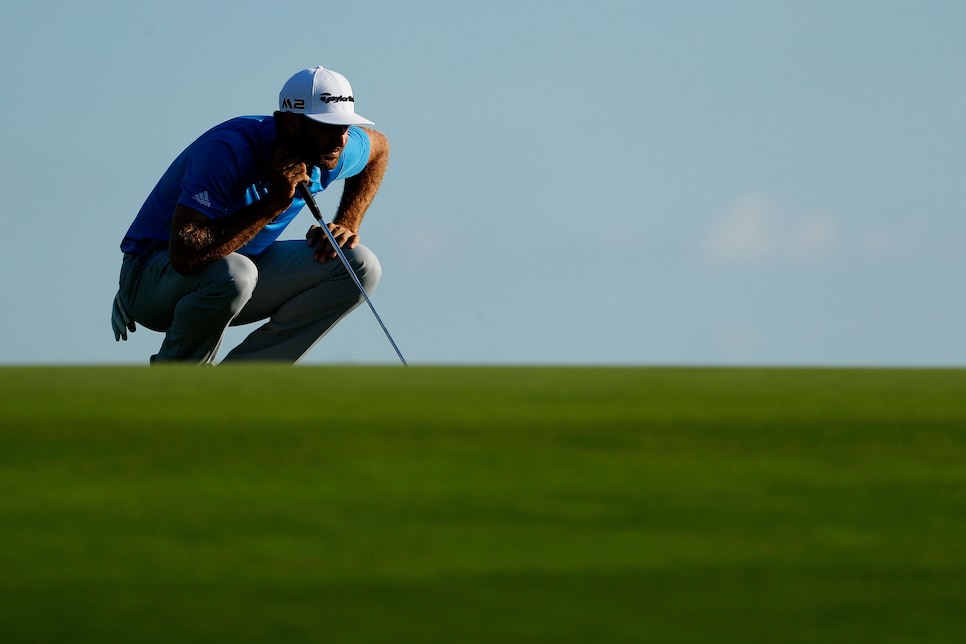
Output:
[120, 116, 371, 257]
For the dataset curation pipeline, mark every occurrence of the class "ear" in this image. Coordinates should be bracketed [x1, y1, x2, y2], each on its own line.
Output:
[273, 111, 302, 141]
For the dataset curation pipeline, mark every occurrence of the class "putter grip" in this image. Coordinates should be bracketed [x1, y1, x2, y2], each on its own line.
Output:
[296, 182, 323, 221]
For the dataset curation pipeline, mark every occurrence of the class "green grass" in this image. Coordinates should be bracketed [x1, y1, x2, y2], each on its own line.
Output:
[1, 366, 964, 642]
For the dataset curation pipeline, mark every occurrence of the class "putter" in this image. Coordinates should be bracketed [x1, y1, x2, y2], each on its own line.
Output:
[296, 182, 408, 366]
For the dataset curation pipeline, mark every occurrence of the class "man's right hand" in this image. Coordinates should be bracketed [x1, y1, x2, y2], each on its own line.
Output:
[268, 148, 311, 206]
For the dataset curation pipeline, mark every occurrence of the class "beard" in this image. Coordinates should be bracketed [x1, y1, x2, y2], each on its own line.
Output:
[315, 149, 343, 170]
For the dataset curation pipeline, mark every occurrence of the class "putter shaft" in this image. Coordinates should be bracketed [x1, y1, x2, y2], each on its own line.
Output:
[296, 182, 408, 366]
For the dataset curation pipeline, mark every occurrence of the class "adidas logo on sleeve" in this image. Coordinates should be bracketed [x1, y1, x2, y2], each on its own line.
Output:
[192, 191, 212, 208]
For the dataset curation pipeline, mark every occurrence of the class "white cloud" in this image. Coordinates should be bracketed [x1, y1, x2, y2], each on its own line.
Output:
[699, 193, 842, 266]
[394, 218, 469, 267]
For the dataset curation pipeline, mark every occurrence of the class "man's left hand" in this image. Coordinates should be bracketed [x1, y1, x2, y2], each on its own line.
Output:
[306, 223, 360, 263]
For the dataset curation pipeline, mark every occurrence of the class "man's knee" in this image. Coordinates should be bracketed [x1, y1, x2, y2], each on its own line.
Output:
[199, 253, 259, 312]
[345, 244, 382, 292]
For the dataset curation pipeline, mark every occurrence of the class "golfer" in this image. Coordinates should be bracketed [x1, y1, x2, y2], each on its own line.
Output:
[111, 66, 389, 364]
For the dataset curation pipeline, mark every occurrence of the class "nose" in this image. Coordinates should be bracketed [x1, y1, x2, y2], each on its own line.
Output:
[320, 129, 348, 151]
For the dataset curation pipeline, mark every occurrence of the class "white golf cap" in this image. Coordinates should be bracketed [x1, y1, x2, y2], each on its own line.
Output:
[278, 66, 374, 126]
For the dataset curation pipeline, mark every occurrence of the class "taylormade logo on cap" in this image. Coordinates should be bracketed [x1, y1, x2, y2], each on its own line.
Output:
[319, 93, 353, 104]
[278, 66, 374, 126]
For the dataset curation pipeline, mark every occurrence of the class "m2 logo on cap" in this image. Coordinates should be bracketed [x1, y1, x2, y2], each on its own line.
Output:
[281, 98, 306, 109]
[320, 93, 354, 103]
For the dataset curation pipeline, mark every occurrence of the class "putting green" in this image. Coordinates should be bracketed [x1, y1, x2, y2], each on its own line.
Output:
[1, 366, 964, 642]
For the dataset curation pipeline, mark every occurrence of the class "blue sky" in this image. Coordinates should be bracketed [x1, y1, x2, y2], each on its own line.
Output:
[1, 0, 964, 366]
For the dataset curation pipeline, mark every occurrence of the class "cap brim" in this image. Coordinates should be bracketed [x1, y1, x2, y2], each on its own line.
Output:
[304, 112, 374, 126]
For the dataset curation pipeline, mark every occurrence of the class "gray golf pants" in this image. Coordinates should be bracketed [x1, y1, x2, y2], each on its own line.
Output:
[116, 240, 381, 364]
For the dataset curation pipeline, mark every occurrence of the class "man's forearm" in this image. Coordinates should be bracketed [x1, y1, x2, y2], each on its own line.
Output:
[170, 197, 290, 274]
[333, 128, 389, 231]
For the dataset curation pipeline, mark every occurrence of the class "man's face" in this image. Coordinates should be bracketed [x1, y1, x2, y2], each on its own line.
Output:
[294, 118, 350, 171]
